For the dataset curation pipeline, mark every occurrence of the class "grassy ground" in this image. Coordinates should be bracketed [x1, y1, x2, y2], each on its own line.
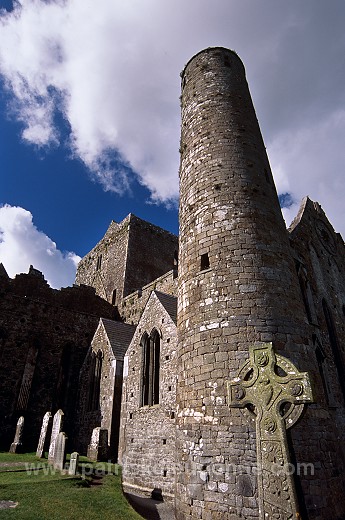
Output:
[0, 452, 142, 520]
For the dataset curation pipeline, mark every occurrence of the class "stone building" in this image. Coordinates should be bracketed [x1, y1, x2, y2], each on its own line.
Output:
[75, 213, 178, 308]
[77, 318, 135, 459]
[0, 264, 116, 451]
[119, 290, 178, 499]
[0, 47, 344, 520]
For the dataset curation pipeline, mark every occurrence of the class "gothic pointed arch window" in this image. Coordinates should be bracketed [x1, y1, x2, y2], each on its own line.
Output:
[295, 261, 317, 324]
[53, 343, 75, 411]
[87, 349, 103, 411]
[16, 345, 39, 411]
[140, 329, 160, 406]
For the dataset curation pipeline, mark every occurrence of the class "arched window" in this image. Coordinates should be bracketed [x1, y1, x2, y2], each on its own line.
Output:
[295, 261, 317, 324]
[88, 350, 103, 411]
[140, 329, 160, 406]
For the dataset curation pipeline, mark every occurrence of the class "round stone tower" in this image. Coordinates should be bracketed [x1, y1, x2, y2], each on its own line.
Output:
[176, 47, 315, 519]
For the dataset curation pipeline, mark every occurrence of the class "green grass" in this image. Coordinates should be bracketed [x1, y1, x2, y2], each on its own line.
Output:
[0, 453, 142, 520]
[0, 452, 39, 464]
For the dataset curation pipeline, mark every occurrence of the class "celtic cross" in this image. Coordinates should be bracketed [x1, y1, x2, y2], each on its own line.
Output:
[227, 343, 313, 520]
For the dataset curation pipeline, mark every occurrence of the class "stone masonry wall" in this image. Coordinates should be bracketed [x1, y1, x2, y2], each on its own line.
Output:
[0, 268, 115, 451]
[288, 197, 345, 518]
[75, 218, 130, 304]
[124, 214, 178, 298]
[75, 214, 178, 307]
[119, 269, 178, 325]
[77, 322, 123, 459]
[119, 292, 177, 498]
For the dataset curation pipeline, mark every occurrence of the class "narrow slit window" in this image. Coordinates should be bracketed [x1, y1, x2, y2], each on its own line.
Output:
[174, 250, 178, 267]
[96, 255, 102, 271]
[200, 253, 210, 271]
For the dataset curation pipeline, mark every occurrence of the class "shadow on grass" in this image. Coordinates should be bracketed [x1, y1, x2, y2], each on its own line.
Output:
[125, 493, 162, 520]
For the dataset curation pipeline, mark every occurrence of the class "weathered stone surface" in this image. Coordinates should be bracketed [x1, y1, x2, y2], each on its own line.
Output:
[0, 266, 116, 452]
[119, 269, 178, 325]
[53, 431, 67, 471]
[0, 501, 18, 510]
[87, 427, 108, 461]
[48, 410, 64, 463]
[77, 319, 135, 459]
[75, 214, 178, 306]
[36, 412, 52, 458]
[175, 46, 345, 520]
[68, 452, 79, 475]
[9, 416, 24, 453]
[228, 343, 313, 519]
[119, 291, 177, 499]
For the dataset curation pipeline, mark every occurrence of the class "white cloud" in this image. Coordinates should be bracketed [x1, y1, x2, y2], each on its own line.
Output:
[0, 205, 80, 288]
[268, 108, 345, 234]
[0, 0, 344, 233]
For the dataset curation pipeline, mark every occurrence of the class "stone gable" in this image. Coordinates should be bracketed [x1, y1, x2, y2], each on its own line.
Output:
[77, 319, 135, 459]
[119, 290, 177, 498]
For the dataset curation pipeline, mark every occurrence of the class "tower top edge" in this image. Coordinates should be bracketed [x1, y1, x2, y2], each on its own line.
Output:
[180, 47, 243, 79]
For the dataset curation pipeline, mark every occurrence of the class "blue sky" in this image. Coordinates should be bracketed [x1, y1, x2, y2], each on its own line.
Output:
[0, 0, 344, 287]
[0, 82, 179, 254]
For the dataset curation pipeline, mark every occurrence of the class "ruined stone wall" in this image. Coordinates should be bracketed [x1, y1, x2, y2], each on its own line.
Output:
[176, 47, 344, 520]
[75, 218, 129, 304]
[119, 292, 177, 498]
[119, 269, 178, 325]
[288, 198, 345, 518]
[0, 269, 115, 451]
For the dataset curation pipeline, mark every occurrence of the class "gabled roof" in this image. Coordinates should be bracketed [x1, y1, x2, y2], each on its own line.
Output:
[0, 263, 9, 278]
[101, 318, 136, 359]
[154, 291, 177, 324]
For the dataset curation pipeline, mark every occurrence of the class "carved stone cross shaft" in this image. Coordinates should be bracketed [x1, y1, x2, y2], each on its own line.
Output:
[227, 343, 313, 520]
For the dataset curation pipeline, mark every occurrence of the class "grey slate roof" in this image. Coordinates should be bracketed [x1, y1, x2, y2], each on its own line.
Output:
[101, 318, 136, 359]
[154, 291, 177, 324]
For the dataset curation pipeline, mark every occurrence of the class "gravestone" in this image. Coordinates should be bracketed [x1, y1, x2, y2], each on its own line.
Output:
[36, 412, 52, 458]
[228, 343, 313, 520]
[68, 452, 79, 475]
[53, 431, 68, 471]
[9, 416, 24, 453]
[48, 409, 64, 463]
[87, 427, 108, 461]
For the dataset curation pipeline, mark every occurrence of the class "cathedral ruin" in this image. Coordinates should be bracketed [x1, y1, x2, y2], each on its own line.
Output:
[0, 47, 344, 519]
